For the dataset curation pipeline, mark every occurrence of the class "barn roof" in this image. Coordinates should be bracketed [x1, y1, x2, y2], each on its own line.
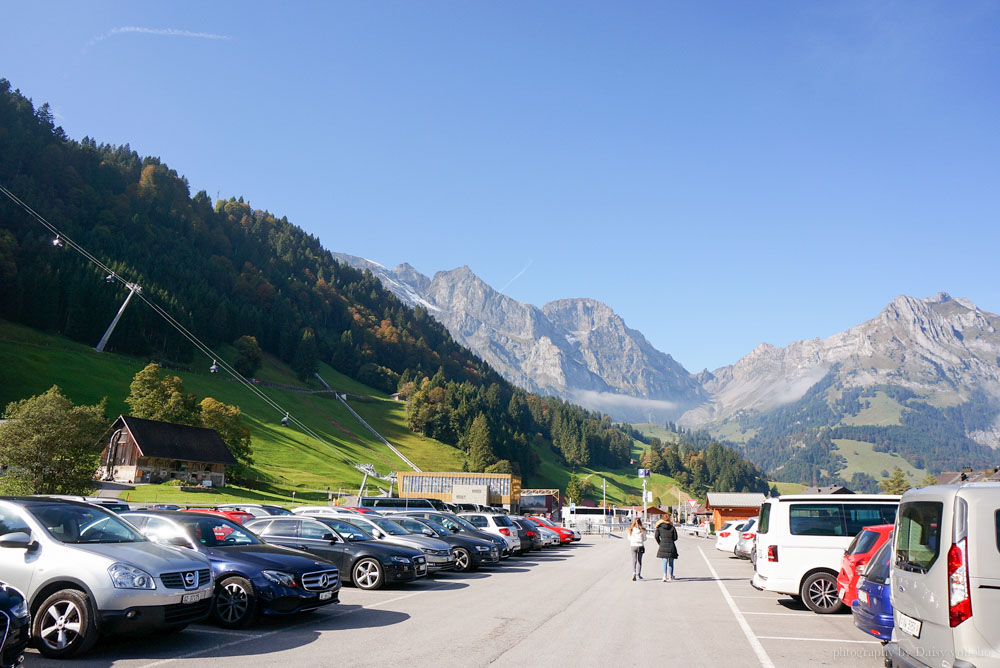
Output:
[115, 415, 237, 466]
[705, 492, 766, 509]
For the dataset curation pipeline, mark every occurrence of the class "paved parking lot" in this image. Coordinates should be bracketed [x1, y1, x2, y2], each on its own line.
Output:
[23, 533, 885, 667]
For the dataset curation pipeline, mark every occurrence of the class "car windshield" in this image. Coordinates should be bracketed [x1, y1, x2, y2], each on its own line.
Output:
[368, 517, 409, 536]
[865, 533, 894, 584]
[321, 519, 371, 541]
[847, 528, 882, 556]
[397, 518, 435, 535]
[175, 515, 260, 547]
[422, 518, 450, 534]
[27, 503, 145, 544]
[261, 506, 293, 515]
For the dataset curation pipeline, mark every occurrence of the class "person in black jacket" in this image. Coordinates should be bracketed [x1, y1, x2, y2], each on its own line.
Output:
[654, 515, 679, 581]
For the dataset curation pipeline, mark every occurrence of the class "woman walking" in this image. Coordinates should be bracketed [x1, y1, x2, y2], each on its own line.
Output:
[654, 515, 679, 581]
[627, 518, 646, 580]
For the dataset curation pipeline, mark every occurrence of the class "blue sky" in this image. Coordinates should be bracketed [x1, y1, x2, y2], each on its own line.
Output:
[3, 2, 998, 372]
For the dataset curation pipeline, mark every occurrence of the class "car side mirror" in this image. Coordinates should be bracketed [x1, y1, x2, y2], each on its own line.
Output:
[322, 533, 336, 542]
[373, 529, 384, 538]
[421, 529, 434, 537]
[0, 531, 36, 551]
[450, 526, 460, 533]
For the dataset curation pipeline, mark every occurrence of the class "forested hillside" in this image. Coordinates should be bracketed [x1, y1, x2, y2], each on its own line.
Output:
[0, 79, 770, 494]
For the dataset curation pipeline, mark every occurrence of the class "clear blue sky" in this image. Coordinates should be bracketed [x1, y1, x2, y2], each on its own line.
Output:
[3, 2, 998, 372]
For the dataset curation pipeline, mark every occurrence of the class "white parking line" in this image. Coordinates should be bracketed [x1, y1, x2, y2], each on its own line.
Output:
[742, 612, 808, 616]
[757, 636, 881, 645]
[699, 547, 776, 668]
[186, 628, 261, 637]
[141, 585, 447, 667]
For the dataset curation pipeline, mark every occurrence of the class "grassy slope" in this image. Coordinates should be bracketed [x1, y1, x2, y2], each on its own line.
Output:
[832, 438, 924, 481]
[841, 391, 903, 426]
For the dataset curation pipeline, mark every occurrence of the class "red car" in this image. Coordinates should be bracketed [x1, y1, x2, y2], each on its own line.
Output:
[837, 524, 893, 607]
[525, 517, 573, 544]
[183, 507, 255, 525]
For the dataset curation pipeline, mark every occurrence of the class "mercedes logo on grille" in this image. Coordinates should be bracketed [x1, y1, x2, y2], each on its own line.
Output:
[318, 573, 330, 588]
[184, 571, 196, 588]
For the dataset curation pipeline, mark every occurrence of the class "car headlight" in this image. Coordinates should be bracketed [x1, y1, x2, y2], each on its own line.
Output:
[9, 596, 28, 619]
[474, 545, 490, 552]
[390, 556, 411, 564]
[261, 570, 297, 587]
[108, 563, 156, 589]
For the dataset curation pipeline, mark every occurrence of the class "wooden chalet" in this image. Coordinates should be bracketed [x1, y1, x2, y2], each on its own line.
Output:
[98, 415, 238, 487]
[705, 492, 766, 531]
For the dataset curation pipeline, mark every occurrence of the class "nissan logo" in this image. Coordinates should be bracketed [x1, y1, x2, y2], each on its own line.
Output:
[319, 574, 330, 588]
[184, 572, 196, 587]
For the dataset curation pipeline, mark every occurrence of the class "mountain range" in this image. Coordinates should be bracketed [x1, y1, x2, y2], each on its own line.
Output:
[336, 254, 1000, 480]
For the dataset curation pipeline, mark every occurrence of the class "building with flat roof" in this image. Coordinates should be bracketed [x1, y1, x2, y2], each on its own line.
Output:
[397, 471, 521, 510]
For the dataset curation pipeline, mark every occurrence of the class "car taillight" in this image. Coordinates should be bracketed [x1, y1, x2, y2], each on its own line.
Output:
[499, 528, 510, 536]
[741, 532, 754, 540]
[719, 531, 730, 538]
[767, 545, 778, 562]
[948, 538, 972, 627]
[526, 531, 537, 537]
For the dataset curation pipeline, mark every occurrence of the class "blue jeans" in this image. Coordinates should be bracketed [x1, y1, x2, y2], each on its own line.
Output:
[661, 557, 674, 577]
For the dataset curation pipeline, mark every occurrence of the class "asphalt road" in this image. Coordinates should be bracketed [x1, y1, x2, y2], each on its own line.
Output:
[24, 533, 887, 668]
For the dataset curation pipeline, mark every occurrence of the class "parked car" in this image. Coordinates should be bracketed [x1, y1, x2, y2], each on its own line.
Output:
[291, 506, 360, 517]
[531, 522, 561, 547]
[735, 519, 758, 561]
[395, 511, 508, 558]
[0, 582, 29, 667]
[122, 510, 339, 628]
[337, 515, 456, 571]
[851, 531, 894, 642]
[459, 513, 523, 555]
[390, 516, 499, 571]
[0, 497, 214, 658]
[182, 507, 255, 525]
[509, 518, 543, 551]
[716, 519, 751, 554]
[885, 482, 1000, 668]
[357, 497, 450, 512]
[524, 517, 574, 544]
[217, 503, 293, 518]
[32, 495, 131, 513]
[337, 507, 379, 514]
[836, 523, 893, 607]
[245, 516, 426, 589]
[751, 494, 899, 613]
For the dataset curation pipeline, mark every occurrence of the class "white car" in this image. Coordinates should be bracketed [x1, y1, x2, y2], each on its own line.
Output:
[886, 482, 1000, 668]
[534, 524, 561, 547]
[714, 520, 747, 552]
[459, 513, 523, 555]
[291, 506, 360, 517]
[751, 494, 899, 613]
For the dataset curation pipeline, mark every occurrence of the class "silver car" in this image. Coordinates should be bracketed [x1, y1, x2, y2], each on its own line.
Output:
[335, 515, 456, 571]
[0, 497, 213, 658]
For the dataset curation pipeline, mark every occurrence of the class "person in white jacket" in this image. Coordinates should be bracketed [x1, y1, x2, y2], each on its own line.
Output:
[627, 518, 647, 580]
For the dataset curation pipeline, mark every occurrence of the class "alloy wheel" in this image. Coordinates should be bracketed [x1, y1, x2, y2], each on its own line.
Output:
[39, 600, 82, 650]
[218, 581, 250, 623]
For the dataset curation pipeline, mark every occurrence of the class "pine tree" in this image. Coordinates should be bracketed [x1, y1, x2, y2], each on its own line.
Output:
[880, 467, 912, 495]
[465, 414, 495, 472]
[918, 471, 938, 487]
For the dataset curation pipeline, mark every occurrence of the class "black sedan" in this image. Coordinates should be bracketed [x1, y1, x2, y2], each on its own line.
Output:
[0, 582, 29, 668]
[122, 511, 340, 628]
[245, 516, 427, 590]
[391, 516, 500, 571]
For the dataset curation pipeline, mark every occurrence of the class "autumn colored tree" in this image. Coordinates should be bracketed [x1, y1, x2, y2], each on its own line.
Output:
[199, 397, 254, 468]
[125, 363, 200, 425]
[233, 335, 263, 379]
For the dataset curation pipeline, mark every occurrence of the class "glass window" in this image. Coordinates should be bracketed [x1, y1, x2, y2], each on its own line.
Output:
[844, 504, 897, 535]
[299, 520, 332, 539]
[175, 515, 259, 547]
[789, 504, 845, 536]
[0, 507, 30, 536]
[896, 501, 943, 573]
[865, 534, 894, 584]
[27, 503, 144, 543]
[323, 519, 370, 541]
[251, 520, 275, 535]
[143, 516, 192, 546]
[758, 503, 771, 535]
[466, 515, 487, 528]
[847, 528, 881, 556]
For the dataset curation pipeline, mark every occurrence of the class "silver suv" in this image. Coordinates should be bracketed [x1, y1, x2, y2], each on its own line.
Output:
[0, 497, 213, 658]
[886, 482, 1000, 668]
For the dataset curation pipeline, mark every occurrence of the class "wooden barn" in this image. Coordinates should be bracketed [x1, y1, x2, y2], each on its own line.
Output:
[705, 492, 767, 531]
[98, 415, 237, 487]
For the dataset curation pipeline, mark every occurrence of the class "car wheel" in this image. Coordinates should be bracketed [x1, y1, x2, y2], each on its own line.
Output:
[32, 589, 99, 659]
[453, 548, 472, 572]
[801, 572, 845, 614]
[214, 576, 259, 628]
[352, 558, 384, 590]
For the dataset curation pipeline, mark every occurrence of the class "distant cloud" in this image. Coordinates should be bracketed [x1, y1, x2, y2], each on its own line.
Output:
[500, 259, 533, 293]
[569, 390, 677, 415]
[86, 26, 231, 49]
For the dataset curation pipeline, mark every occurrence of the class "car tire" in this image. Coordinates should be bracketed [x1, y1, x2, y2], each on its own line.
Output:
[32, 589, 99, 659]
[352, 558, 385, 590]
[801, 572, 845, 614]
[214, 576, 259, 628]
[453, 548, 473, 572]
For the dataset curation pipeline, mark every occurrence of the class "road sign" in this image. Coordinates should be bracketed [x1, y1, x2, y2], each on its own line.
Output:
[569, 502, 576, 511]
[638, 468, 650, 478]
[688, 499, 698, 508]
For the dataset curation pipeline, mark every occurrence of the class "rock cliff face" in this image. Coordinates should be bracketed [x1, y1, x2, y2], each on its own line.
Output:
[680, 293, 1000, 446]
[332, 254, 706, 422]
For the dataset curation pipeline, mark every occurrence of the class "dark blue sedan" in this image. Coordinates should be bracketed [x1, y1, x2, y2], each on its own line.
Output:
[851, 531, 894, 642]
[123, 510, 340, 628]
[0, 582, 29, 668]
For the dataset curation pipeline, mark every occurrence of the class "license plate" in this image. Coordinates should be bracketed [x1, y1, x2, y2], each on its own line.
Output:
[319, 590, 333, 601]
[839, 586, 847, 600]
[182, 590, 208, 604]
[858, 590, 869, 605]
[897, 611, 922, 638]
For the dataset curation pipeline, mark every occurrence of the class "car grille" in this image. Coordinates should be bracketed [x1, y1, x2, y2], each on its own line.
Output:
[301, 569, 339, 592]
[163, 598, 212, 624]
[160, 569, 212, 590]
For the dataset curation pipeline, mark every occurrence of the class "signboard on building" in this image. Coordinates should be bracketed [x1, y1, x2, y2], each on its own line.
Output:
[452, 484, 489, 505]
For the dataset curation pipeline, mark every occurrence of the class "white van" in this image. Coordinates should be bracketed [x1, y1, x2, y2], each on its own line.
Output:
[751, 494, 899, 613]
[886, 482, 1000, 668]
